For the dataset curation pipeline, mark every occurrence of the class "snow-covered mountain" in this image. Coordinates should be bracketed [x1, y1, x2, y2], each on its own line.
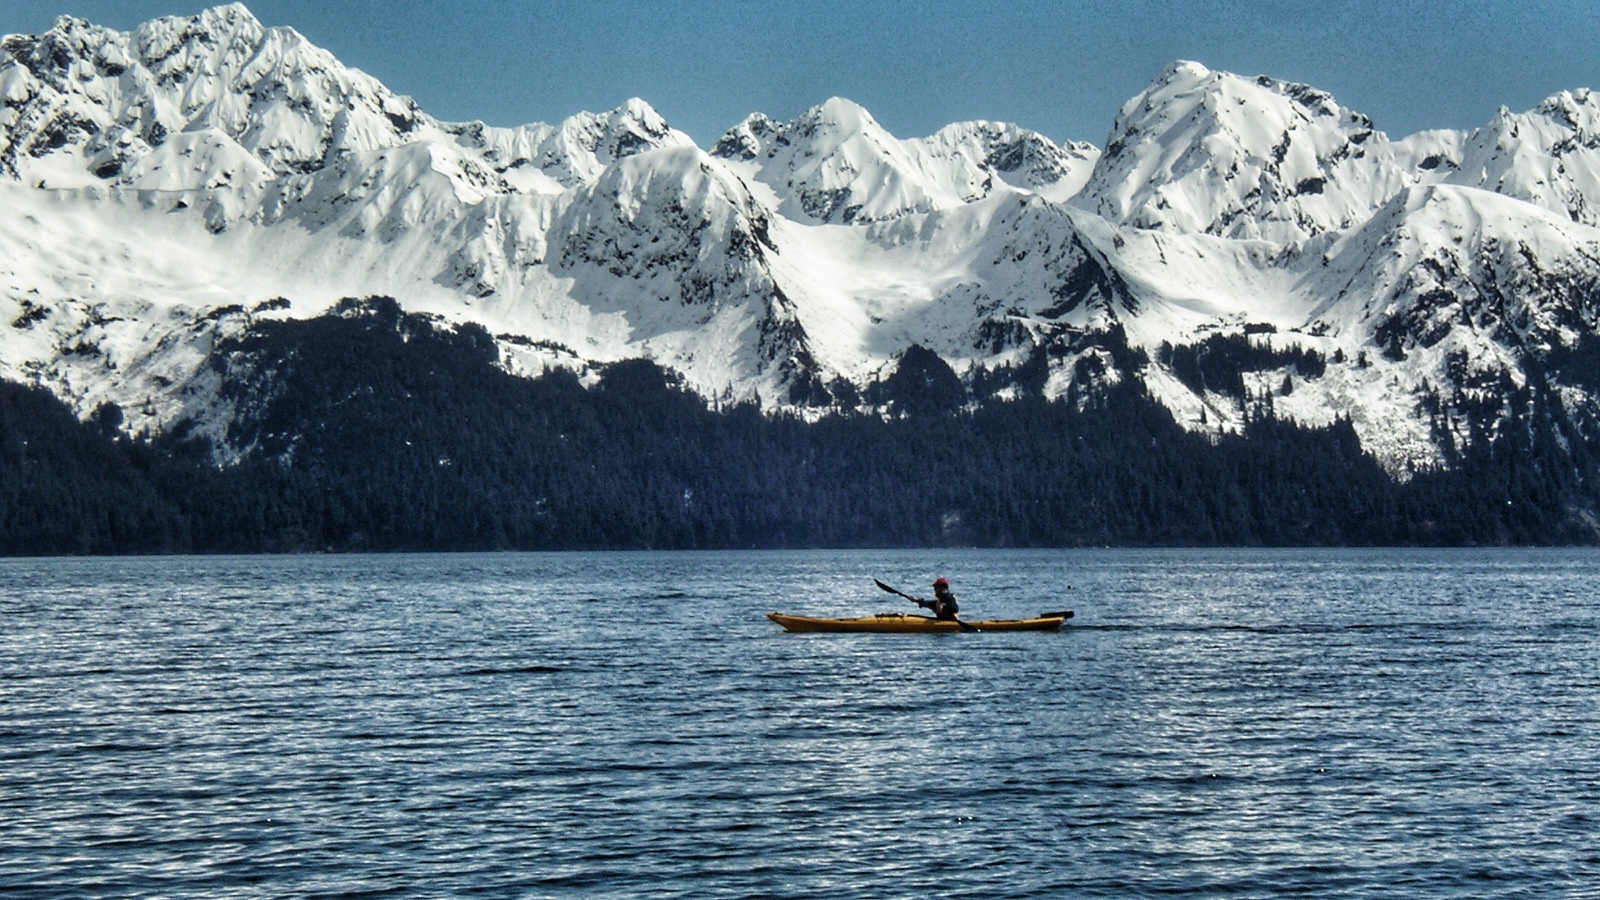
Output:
[710, 97, 1099, 222]
[5, 5, 1600, 478]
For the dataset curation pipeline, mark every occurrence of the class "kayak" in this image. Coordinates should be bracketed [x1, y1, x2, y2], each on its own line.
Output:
[767, 612, 1068, 633]
[767, 611, 1069, 633]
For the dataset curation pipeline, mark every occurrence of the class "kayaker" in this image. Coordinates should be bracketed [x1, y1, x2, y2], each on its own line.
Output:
[915, 577, 960, 620]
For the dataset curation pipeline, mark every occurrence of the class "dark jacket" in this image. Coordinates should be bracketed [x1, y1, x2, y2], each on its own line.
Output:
[917, 590, 959, 620]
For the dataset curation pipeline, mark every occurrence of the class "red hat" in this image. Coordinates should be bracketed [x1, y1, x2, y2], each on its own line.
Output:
[933, 577, 949, 588]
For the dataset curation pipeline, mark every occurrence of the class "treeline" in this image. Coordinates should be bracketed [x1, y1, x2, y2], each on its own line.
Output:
[3, 297, 1597, 553]
[1156, 331, 1328, 399]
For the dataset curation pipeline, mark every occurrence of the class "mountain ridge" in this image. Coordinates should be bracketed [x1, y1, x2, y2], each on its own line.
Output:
[3, 4, 1600, 490]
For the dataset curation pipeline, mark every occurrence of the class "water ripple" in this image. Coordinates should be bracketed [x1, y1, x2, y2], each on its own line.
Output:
[2, 549, 1598, 897]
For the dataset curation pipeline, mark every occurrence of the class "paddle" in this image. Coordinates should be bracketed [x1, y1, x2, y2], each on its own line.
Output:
[874, 578, 979, 632]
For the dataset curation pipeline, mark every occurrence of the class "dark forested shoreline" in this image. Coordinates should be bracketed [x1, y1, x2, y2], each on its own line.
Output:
[4, 298, 1596, 554]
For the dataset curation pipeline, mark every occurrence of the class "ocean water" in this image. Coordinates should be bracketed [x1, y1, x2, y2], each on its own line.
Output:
[2, 549, 1597, 898]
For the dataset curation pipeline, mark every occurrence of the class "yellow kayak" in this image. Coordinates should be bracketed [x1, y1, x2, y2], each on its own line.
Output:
[767, 611, 1069, 633]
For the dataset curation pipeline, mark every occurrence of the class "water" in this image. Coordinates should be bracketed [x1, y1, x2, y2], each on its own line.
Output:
[2, 549, 1598, 898]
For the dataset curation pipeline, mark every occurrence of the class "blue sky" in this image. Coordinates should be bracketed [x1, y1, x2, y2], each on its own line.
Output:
[2, 1, 1596, 146]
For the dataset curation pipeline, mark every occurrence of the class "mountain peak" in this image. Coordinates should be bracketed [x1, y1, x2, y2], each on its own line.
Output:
[193, 3, 263, 29]
[1443, 83, 1600, 227]
[1076, 60, 1400, 241]
[764, 96, 888, 149]
[131, 2, 269, 47]
[612, 97, 667, 128]
[1153, 58, 1212, 85]
[921, 119, 1100, 201]
[811, 96, 877, 130]
[1533, 86, 1600, 133]
[589, 97, 676, 150]
[536, 98, 691, 183]
[709, 113, 777, 161]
